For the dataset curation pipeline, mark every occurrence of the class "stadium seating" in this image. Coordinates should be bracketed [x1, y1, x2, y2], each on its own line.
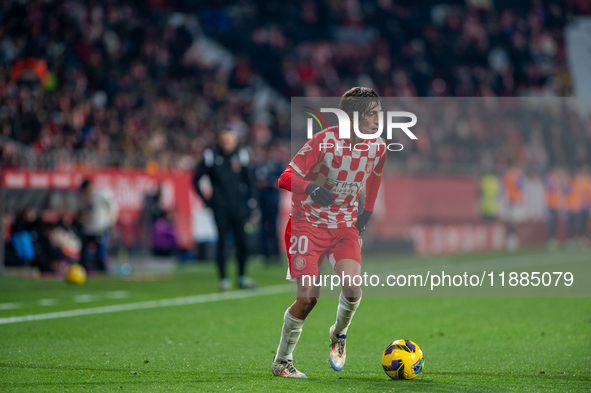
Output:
[0, 0, 588, 174]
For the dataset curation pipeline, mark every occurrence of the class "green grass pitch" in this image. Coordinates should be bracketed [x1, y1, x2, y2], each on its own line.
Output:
[0, 249, 590, 392]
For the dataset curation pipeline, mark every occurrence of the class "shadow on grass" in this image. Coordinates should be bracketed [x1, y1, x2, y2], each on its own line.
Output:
[0, 381, 206, 388]
[427, 371, 589, 379]
[0, 362, 190, 376]
[0, 362, 127, 373]
[258, 376, 469, 393]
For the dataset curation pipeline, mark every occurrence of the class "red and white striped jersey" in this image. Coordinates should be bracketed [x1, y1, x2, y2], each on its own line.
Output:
[290, 126, 386, 228]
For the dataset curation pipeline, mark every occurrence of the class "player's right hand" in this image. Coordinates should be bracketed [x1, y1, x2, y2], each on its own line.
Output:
[305, 183, 335, 207]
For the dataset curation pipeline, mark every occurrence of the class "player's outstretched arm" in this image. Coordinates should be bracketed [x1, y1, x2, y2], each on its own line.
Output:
[278, 165, 335, 207]
[278, 165, 307, 193]
[357, 149, 387, 233]
[279, 134, 335, 206]
[356, 175, 380, 233]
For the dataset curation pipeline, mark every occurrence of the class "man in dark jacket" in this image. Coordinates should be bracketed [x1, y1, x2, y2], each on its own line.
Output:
[193, 129, 257, 290]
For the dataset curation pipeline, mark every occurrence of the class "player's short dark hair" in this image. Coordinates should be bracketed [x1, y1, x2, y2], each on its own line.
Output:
[339, 87, 381, 118]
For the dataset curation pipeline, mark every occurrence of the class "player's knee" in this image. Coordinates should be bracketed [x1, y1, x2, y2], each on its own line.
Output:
[297, 297, 318, 313]
[342, 285, 362, 301]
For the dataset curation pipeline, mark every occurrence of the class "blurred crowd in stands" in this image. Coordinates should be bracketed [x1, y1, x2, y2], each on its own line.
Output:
[0, 0, 288, 172]
[0, 0, 590, 175]
[387, 97, 591, 175]
[215, 0, 570, 98]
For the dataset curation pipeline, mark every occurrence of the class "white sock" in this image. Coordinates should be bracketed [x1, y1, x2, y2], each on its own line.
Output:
[334, 292, 361, 336]
[275, 309, 305, 361]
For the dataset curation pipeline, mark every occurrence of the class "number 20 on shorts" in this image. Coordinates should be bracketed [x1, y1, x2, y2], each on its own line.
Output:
[289, 235, 309, 255]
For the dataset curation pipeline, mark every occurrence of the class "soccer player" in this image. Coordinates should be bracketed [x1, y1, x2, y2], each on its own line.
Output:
[271, 87, 386, 378]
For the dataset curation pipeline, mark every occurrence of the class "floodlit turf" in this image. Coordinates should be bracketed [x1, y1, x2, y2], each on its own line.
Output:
[1, 249, 590, 392]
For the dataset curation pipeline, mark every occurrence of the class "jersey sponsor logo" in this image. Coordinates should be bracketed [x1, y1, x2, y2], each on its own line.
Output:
[365, 161, 375, 174]
[294, 256, 306, 270]
[326, 179, 361, 195]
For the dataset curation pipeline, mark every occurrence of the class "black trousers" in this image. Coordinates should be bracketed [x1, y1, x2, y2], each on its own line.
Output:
[260, 203, 279, 259]
[80, 233, 108, 272]
[212, 208, 248, 280]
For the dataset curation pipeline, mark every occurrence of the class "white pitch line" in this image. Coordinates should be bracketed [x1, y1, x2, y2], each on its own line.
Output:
[0, 284, 291, 325]
[73, 294, 99, 303]
[38, 299, 59, 306]
[106, 291, 129, 299]
[0, 303, 21, 310]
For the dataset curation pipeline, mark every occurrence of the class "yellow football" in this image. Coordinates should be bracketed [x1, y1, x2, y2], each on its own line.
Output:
[381, 339, 424, 380]
[65, 264, 87, 285]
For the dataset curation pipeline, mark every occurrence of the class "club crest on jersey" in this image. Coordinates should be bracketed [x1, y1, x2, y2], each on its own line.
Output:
[365, 161, 375, 174]
[294, 256, 306, 270]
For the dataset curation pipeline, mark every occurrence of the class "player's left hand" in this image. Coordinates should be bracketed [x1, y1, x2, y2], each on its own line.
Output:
[355, 210, 373, 233]
[306, 183, 335, 207]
